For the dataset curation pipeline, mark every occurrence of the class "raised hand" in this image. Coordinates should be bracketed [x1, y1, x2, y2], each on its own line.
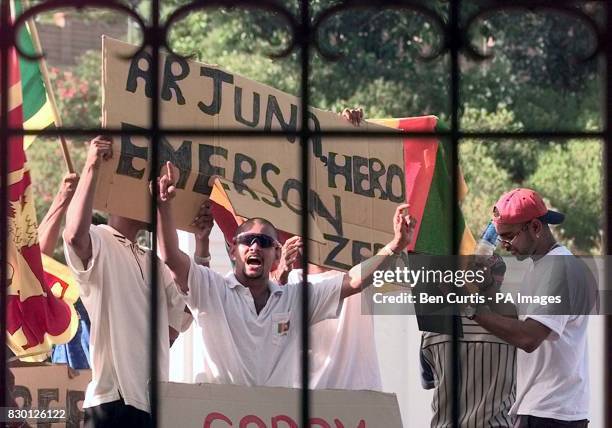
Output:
[86, 136, 112, 168]
[341, 107, 364, 126]
[274, 235, 303, 284]
[58, 172, 79, 203]
[390, 203, 417, 252]
[192, 200, 214, 241]
[281, 236, 303, 270]
[159, 161, 179, 202]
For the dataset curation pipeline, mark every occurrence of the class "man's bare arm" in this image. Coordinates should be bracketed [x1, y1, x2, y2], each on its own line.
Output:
[193, 200, 213, 268]
[156, 162, 191, 293]
[63, 137, 112, 267]
[341, 203, 416, 300]
[39, 173, 78, 256]
[475, 311, 551, 353]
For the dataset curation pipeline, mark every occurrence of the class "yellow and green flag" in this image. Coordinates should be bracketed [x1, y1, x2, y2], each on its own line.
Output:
[13, 0, 55, 149]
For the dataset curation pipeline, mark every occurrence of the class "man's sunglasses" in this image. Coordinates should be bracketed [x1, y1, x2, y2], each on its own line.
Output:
[234, 233, 278, 249]
[496, 222, 530, 248]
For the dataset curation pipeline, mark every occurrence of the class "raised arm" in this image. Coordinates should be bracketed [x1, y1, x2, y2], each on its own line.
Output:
[193, 200, 214, 267]
[39, 173, 79, 256]
[157, 161, 191, 292]
[63, 137, 112, 266]
[341, 203, 416, 299]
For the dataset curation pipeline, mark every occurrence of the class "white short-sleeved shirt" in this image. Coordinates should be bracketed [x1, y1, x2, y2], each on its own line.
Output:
[288, 269, 382, 390]
[64, 225, 184, 413]
[511, 245, 591, 421]
[184, 260, 343, 387]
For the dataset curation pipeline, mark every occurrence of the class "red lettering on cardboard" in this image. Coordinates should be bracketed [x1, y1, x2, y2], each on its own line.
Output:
[204, 411, 232, 427]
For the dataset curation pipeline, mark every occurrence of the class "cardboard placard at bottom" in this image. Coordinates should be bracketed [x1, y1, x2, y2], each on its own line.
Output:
[160, 381, 403, 428]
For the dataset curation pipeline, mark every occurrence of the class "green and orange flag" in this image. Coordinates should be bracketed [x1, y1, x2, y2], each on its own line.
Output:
[371, 116, 476, 256]
[4, 0, 78, 361]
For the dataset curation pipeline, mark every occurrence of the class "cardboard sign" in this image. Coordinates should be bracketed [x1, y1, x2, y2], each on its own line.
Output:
[159, 381, 403, 428]
[98, 37, 405, 269]
[11, 365, 91, 427]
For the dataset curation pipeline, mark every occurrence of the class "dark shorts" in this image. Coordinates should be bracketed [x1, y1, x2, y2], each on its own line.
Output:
[84, 399, 151, 428]
[514, 415, 589, 428]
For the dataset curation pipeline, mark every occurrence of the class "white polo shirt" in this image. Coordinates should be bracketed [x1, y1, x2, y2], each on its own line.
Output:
[185, 260, 343, 387]
[64, 225, 184, 413]
[288, 269, 382, 390]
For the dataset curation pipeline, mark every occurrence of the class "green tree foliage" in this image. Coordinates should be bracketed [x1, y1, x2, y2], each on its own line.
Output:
[508, 81, 600, 132]
[527, 141, 603, 254]
[460, 141, 513, 238]
[166, 3, 449, 117]
[460, 106, 543, 183]
[49, 51, 102, 128]
[459, 108, 602, 252]
[465, 5, 602, 131]
[480, 9, 598, 92]
[459, 108, 514, 237]
[27, 139, 88, 260]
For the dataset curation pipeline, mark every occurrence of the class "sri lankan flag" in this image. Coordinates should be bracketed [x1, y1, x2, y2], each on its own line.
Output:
[371, 116, 476, 255]
[13, 0, 55, 149]
[5, 7, 78, 361]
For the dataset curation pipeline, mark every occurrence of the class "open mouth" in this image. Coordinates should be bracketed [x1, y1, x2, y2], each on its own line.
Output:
[246, 255, 263, 267]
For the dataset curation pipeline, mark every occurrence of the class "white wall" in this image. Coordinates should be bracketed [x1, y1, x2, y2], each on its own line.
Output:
[374, 316, 433, 426]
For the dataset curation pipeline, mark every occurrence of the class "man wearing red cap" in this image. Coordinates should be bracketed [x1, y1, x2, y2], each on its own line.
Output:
[468, 188, 593, 428]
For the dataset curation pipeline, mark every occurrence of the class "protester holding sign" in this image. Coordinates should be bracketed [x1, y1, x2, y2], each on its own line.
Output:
[155, 161, 416, 388]
[99, 38, 409, 272]
[35, 172, 94, 372]
[38, 173, 79, 256]
[63, 137, 187, 428]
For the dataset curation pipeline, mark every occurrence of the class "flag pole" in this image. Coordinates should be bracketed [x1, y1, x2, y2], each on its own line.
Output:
[24, 5, 74, 173]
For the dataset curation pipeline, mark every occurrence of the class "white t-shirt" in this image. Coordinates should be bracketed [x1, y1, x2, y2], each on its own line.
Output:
[511, 245, 591, 421]
[64, 225, 184, 413]
[184, 260, 343, 387]
[288, 269, 382, 390]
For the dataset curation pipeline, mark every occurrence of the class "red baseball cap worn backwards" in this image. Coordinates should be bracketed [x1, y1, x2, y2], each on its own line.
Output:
[492, 188, 565, 225]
